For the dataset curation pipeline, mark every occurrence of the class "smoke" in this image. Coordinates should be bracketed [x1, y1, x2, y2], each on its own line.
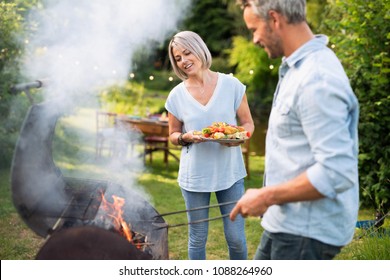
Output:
[13, 0, 191, 224]
[21, 0, 191, 101]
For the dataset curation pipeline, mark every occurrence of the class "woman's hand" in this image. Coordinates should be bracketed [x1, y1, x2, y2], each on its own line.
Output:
[183, 130, 204, 143]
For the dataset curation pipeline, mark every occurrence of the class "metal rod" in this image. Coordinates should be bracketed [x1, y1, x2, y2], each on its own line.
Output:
[10, 79, 47, 105]
[154, 213, 230, 230]
[48, 197, 77, 239]
[10, 80, 44, 93]
[154, 200, 237, 218]
[356, 211, 389, 240]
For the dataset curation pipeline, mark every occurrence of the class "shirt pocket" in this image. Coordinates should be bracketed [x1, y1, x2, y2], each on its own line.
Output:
[273, 101, 292, 138]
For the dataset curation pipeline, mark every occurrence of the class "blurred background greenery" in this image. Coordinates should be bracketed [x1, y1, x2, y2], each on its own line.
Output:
[1, 0, 389, 258]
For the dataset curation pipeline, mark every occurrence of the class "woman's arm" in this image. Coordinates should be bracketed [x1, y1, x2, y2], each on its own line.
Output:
[236, 93, 255, 136]
[168, 112, 184, 146]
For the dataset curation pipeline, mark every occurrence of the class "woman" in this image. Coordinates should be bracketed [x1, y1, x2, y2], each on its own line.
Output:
[165, 31, 254, 260]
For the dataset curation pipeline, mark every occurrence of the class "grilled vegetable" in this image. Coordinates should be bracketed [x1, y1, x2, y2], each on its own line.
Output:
[199, 122, 249, 140]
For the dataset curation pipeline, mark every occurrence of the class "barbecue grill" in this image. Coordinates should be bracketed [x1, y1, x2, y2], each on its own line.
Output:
[10, 100, 168, 259]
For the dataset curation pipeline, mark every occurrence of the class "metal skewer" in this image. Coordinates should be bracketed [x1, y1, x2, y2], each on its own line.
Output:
[154, 200, 238, 218]
[153, 213, 230, 230]
[356, 211, 389, 240]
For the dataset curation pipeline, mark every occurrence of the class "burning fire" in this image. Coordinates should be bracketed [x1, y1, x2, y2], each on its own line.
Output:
[98, 193, 148, 250]
[100, 194, 133, 242]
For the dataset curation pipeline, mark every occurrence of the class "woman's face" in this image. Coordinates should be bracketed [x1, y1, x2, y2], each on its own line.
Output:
[172, 45, 202, 76]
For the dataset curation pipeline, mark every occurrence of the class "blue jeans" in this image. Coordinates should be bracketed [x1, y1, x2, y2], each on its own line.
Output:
[254, 230, 342, 260]
[181, 179, 247, 260]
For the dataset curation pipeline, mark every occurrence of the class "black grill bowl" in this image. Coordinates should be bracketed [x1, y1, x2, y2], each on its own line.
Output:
[11, 101, 168, 259]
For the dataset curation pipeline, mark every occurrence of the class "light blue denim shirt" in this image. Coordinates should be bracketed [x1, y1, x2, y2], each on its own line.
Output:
[262, 35, 359, 246]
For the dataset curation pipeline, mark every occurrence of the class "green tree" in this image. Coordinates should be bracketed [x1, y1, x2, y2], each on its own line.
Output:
[0, 2, 25, 168]
[228, 36, 279, 117]
[324, 0, 390, 214]
[0, 2, 22, 93]
[0, 0, 42, 168]
[183, 0, 236, 56]
[306, 0, 328, 31]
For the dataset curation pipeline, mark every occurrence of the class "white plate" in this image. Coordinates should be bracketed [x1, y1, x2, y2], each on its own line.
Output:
[200, 136, 247, 144]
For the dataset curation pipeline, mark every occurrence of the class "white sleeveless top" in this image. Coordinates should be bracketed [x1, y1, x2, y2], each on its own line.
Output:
[165, 73, 247, 192]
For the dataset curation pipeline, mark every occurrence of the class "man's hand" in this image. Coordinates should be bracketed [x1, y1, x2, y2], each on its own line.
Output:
[230, 172, 324, 221]
[230, 188, 271, 221]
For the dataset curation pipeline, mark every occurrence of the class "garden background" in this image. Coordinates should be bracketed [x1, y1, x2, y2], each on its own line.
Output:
[0, 0, 389, 260]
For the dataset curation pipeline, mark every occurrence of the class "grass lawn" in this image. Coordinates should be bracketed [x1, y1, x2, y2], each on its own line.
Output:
[1, 107, 389, 260]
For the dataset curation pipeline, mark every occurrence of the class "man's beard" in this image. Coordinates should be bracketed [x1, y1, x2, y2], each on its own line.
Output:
[264, 24, 283, 59]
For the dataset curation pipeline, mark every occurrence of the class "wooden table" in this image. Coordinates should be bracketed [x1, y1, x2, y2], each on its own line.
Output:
[117, 117, 169, 137]
[116, 116, 179, 164]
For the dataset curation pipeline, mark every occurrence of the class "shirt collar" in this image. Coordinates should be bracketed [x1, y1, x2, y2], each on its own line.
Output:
[282, 34, 329, 69]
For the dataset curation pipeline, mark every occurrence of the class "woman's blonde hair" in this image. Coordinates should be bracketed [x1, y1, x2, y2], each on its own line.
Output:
[168, 31, 212, 80]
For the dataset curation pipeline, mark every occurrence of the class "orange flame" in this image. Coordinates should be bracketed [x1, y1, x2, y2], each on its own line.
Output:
[100, 194, 133, 242]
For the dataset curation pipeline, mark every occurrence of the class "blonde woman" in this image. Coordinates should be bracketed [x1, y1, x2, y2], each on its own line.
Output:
[165, 31, 254, 260]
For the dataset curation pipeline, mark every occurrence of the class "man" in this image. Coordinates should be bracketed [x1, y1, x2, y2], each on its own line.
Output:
[230, 0, 359, 260]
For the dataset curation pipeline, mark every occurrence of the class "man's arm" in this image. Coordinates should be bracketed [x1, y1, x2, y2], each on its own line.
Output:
[230, 171, 324, 221]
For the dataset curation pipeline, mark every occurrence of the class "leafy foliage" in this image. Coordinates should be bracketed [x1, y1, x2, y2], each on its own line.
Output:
[306, 0, 328, 31]
[228, 36, 279, 117]
[183, 0, 236, 56]
[99, 81, 168, 116]
[0, 1, 45, 168]
[324, 0, 390, 213]
[0, 2, 27, 168]
[99, 82, 146, 114]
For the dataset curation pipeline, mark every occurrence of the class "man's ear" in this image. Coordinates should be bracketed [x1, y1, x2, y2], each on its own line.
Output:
[268, 10, 284, 30]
